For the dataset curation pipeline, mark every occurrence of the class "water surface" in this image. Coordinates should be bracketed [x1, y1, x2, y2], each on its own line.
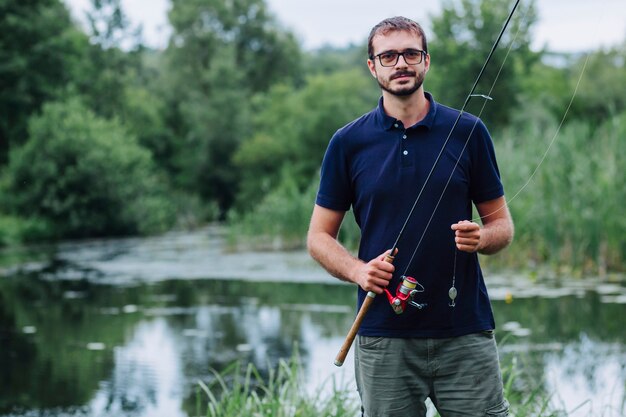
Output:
[0, 227, 624, 416]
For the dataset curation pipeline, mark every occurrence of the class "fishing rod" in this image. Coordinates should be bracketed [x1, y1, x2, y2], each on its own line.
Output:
[334, 0, 522, 367]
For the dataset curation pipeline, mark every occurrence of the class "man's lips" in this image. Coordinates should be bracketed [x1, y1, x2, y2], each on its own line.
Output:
[391, 72, 416, 80]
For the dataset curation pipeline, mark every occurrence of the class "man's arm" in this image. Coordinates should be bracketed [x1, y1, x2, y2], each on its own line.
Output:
[307, 204, 394, 294]
[451, 196, 514, 255]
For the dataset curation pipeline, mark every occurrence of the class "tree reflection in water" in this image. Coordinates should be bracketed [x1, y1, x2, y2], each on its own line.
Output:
[0, 231, 624, 417]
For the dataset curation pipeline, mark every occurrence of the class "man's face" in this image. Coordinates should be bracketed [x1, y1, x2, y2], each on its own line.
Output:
[368, 30, 430, 97]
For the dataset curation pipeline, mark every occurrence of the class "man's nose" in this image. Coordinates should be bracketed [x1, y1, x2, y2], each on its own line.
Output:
[395, 54, 410, 67]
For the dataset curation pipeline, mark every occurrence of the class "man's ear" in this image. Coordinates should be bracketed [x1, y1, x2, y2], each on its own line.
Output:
[367, 59, 377, 78]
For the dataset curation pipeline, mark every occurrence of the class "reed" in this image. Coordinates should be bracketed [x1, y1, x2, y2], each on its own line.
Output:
[196, 350, 573, 417]
[496, 112, 626, 274]
[196, 353, 359, 417]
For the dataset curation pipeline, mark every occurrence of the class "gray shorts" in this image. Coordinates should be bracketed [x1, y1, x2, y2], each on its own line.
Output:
[355, 331, 509, 417]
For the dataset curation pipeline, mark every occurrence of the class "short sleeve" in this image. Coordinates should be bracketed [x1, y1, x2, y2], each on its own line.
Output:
[468, 120, 504, 204]
[315, 131, 352, 211]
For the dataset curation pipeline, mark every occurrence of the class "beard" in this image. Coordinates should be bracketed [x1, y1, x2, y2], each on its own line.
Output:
[377, 69, 425, 97]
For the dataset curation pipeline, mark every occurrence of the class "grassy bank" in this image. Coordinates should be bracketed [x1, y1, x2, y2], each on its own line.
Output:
[196, 354, 358, 417]
[196, 351, 571, 417]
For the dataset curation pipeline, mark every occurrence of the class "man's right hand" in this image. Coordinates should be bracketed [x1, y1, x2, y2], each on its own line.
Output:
[351, 250, 396, 294]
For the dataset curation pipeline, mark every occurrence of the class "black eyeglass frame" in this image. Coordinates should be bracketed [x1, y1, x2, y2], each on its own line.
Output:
[370, 49, 427, 67]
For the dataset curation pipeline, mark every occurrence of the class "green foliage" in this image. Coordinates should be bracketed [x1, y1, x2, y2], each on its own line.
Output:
[227, 171, 360, 251]
[501, 356, 567, 417]
[303, 43, 369, 76]
[2, 98, 175, 239]
[233, 69, 380, 211]
[85, 0, 141, 50]
[167, 0, 303, 94]
[0, 215, 50, 246]
[161, 0, 304, 214]
[521, 57, 571, 123]
[73, 0, 147, 120]
[227, 169, 316, 249]
[198, 349, 568, 417]
[179, 46, 251, 214]
[197, 353, 359, 417]
[524, 45, 626, 129]
[496, 110, 626, 273]
[567, 45, 626, 124]
[118, 86, 174, 170]
[427, 0, 540, 128]
[0, 0, 623, 271]
[0, 0, 89, 163]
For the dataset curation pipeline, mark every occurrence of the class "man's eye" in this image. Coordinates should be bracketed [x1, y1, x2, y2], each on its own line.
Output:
[405, 52, 420, 59]
[381, 53, 397, 60]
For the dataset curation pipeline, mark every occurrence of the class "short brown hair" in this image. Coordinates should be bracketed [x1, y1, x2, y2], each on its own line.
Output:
[367, 16, 428, 58]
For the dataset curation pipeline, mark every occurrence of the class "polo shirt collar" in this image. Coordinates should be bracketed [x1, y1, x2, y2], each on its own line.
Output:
[376, 92, 438, 131]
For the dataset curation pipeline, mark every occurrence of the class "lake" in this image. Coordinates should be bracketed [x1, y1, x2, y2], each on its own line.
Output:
[0, 226, 624, 416]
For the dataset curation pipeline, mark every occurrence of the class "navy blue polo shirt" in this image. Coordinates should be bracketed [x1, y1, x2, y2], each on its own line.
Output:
[316, 92, 504, 338]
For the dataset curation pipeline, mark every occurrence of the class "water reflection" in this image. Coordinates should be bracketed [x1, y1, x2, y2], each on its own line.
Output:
[0, 229, 624, 417]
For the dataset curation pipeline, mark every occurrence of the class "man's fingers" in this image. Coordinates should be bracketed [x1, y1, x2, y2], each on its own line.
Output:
[373, 259, 395, 273]
[379, 248, 398, 261]
[455, 235, 478, 243]
[451, 221, 479, 231]
[456, 244, 476, 253]
[362, 276, 392, 294]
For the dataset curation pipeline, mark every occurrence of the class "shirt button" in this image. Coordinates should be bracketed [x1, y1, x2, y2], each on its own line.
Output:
[394, 123, 399, 128]
[402, 134, 407, 139]
[403, 150, 408, 155]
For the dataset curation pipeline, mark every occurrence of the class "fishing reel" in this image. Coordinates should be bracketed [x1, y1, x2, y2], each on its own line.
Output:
[383, 276, 426, 314]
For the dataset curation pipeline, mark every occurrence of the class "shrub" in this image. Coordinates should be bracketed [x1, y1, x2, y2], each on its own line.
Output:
[2, 97, 175, 240]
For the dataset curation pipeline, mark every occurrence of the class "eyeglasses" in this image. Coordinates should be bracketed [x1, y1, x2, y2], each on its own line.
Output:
[371, 49, 427, 67]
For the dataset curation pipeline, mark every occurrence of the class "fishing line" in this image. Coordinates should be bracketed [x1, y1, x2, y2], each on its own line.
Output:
[469, 50, 593, 224]
[400, 0, 527, 278]
[402, 2, 595, 308]
[387, 0, 522, 267]
[468, 0, 607, 224]
[333, 0, 523, 367]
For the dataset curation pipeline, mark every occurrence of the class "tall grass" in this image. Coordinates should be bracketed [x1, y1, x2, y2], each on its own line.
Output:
[226, 168, 361, 251]
[196, 354, 359, 417]
[197, 350, 571, 417]
[501, 357, 565, 417]
[496, 112, 626, 274]
[226, 169, 317, 250]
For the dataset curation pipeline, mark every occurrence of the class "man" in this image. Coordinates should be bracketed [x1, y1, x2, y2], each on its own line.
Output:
[307, 16, 514, 417]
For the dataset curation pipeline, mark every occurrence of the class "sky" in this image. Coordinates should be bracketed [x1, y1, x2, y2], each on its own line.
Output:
[63, 0, 626, 53]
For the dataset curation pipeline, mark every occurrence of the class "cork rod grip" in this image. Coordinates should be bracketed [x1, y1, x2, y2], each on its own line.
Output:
[333, 253, 395, 367]
[334, 291, 375, 366]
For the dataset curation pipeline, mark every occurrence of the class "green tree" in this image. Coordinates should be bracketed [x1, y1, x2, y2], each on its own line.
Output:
[72, 1, 180, 189]
[73, 0, 146, 119]
[2, 98, 175, 239]
[233, 69, 379, 211]
[167, 0, 303, 94]
[568, 44, 626, 124]
[427, 0, 540, 128]
[521, 43, 626, 130]
[119, 85, 176, 172]
[303, 43, 369, 77]
[0, 0, 88, 164]
[161, 0, 303, 216]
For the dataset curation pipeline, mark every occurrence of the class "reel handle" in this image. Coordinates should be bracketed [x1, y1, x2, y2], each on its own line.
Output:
[334, 253, 395, 367]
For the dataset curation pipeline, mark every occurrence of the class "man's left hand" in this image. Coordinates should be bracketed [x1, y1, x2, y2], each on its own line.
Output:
[451, 220, 481, 253]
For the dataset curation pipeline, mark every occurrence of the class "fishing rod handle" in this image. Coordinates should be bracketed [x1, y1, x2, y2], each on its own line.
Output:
[334, 291, 376, 367]
[334, 253, 396, 367]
